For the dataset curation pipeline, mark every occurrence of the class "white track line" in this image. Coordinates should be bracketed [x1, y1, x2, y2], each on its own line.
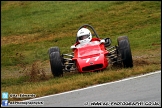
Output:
[24, 70, 161, 101]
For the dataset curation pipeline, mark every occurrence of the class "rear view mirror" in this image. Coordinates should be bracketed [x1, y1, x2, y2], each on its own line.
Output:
[104, 38, 111, 47]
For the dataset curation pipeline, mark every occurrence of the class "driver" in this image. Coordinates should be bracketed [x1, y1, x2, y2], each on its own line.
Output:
[77, 28, 92, 45]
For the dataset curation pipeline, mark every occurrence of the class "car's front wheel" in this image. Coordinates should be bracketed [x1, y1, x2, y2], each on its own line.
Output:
[117, 36, 133, 68]
[48, 46, 60, 55]
[49, 48, 63, 77]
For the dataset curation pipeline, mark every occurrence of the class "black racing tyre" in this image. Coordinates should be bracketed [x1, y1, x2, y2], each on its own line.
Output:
[117, 36, 133, 68]
[49, 52, 63, 77]
[48, 46, 60, 55]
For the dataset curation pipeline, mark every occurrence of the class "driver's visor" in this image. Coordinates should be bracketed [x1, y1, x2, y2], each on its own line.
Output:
[78, 35, 90, 40]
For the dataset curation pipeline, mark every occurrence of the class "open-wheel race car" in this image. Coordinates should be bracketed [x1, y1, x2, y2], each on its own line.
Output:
[48, 24, 133, 77]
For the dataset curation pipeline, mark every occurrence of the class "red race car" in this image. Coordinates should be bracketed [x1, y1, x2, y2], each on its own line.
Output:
[48, 24, 133, 77]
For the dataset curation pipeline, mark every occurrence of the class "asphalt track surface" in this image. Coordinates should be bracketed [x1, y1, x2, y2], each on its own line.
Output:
[6, 70, 161, 107]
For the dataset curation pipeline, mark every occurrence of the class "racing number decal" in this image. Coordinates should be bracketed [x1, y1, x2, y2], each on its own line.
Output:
[94, 56, 99, 61]
[83, 56, 99, 63]
[83, 58, 90, 63]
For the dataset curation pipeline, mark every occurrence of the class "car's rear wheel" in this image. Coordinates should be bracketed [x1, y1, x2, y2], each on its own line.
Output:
[49, 47, 63, 77]
[117, 36, 133, 68]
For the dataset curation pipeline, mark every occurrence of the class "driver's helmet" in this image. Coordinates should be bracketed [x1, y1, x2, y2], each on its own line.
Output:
[77, 28, 92, 44]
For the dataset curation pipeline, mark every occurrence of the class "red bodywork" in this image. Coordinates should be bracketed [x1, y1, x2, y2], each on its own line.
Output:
[72, 38, 109, 73]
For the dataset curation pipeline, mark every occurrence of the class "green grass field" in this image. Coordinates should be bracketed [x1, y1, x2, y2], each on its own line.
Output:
[1, 1, 161, 101]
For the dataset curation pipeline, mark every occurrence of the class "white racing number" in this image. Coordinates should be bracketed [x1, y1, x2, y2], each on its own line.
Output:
[94, 56, 99, 61]
[83, 58, 90, 63]
[83, 56, 99, 63]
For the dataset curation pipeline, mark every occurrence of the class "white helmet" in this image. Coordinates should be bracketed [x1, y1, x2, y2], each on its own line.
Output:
[77, 28, 92, 44]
